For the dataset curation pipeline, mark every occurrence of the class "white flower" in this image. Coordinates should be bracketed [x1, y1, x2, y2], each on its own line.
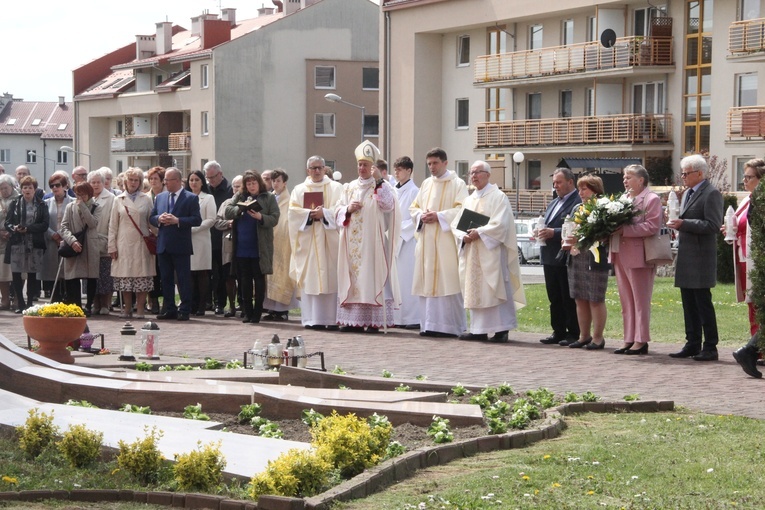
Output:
[587, 213, 598, 224]
[597, 197, 611, 206]
[619, 193, 633, 204]
[707, 468, 714, 473]
[606, 201, 624, 214]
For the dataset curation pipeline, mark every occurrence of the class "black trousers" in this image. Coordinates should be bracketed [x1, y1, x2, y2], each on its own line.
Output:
[11, 272, 38, 310]
[64, 278, 97, 310]
[211, 249, 228, 309]
[236, 257, 266, 322]
[680, 287, 719, 352]
[543, 263, 579, 339]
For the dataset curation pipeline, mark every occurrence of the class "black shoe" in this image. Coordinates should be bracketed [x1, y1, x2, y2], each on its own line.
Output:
[404, 323, 420, 330]
[326, 325, 339, 331]
[559, 338, 576, 347]
[669, 348, 700, 358]
[304, 324, 325, 330]
[488, 331, 509, 343]
[692, 351, 718, 362]
[242, 317, 252, 323]
[459, 332, 488, 341]
[613, 343, 634, 354]
[224, 309, 235, 318]
[14, 309, 22, 314]
[365, 327, 380, 334]
[214, 307, 224, 315]
[585, 340, 605, 350]
[195, 311, 205, 317]
[624, 343, 649, 355]
[157, 311, 178, 320]
[733, 347, 763, 378]
[176, 314, 190, 321]
[339, 326, 364, 333]
[420, 330, 457, 338]
[568, 337, 592, 348]
[149, 305, 160, 314]
[540, 335, 564, 345]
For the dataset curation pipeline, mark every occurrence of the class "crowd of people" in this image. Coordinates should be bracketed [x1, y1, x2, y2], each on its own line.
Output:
[0, 148, 761, 376]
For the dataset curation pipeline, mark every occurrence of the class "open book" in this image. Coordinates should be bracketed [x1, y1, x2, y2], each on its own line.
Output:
[236, 198, 262, 212]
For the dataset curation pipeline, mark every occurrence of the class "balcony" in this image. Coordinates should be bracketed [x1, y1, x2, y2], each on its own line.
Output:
[110, 135, 169, 153]
[475, 114, 672, 150]
[168, 132, 191, 151]
[728, 18, 765, 59]
[474, 36, 674, 86]
[727, 106, 765, 140]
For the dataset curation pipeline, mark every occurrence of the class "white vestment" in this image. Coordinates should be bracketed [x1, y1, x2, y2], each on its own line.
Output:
[265, 188, 297, 312]
[393, 179, 421, 326]
[452, 183, 526, 335]
[410, 170, 468, 335]
[288, 176, 343, 326]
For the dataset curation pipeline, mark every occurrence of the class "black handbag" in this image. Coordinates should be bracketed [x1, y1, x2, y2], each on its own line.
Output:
[58, 229, 87, 258]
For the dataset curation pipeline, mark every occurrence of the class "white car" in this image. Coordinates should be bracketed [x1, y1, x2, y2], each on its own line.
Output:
[515, 218, 540, 264]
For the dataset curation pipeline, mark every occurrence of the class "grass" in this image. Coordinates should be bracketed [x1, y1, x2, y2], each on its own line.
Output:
[337, 410, 765, 509]
[517, 277, 750, 347]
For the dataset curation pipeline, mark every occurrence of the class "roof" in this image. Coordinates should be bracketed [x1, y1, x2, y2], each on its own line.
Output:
[0, 100, 73, 140]
[557, 157, 642, 169]
[76, 69, 136, 100]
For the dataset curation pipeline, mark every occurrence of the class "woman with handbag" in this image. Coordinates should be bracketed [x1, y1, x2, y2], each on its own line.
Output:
[60, 182, 101, 315]
[3, 176, 49, 313]
[611, 164, 662, 355]
[563, 175, 609, 350]
[41, 172, 73, 302]
[108, 167, 155, 319]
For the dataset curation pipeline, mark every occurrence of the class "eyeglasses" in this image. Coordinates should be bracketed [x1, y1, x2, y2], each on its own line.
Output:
[469, 170, 488, 176]
[309, 166, 324, 171]
[50, 183, 64, 188]
[680, 170, 699, 177]
[73, 173, 87, 177]
[744, 175, 758, 181]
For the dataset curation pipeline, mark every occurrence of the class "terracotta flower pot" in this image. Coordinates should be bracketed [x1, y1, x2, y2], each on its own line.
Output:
[23, 316, 88, 364]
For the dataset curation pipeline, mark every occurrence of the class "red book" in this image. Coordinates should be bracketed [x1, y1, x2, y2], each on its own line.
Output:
[303, 191, 324, 209]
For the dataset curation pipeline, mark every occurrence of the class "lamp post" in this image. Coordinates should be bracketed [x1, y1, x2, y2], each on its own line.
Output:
[60, 145, 92, 167]
[27, 150, 57, 186]
[324, 93, 365, 143]
[512, 151, 525, 212]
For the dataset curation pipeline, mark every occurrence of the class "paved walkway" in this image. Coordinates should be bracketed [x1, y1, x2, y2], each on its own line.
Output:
[1, 300, 763, 420]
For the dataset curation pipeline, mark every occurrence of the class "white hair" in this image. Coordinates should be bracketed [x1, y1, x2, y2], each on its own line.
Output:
[87, 170, 105, 183]
[680, 154, 708, 175]
[471, 160, 491, 174]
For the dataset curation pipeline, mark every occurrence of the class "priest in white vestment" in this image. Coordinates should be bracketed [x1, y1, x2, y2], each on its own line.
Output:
[391, 156, 421, 328]
[264, 169, 297, 320]
[288, 156, 344, 329]
[452, 161, 526, 342]
[410, 147, 468, 337]
[335, 141, 401, 333]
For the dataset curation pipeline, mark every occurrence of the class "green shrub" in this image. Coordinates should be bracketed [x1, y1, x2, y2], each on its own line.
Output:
[183, 403, 210, 421]
[135, 362, 152, 372]
[120, 403, 151, 414]
[238, 403, 262, 424]
[301, 409, 324, 427]
[381, 369, 393, 378]
[564, 392, 580, 402]
[16, 409, 59, 458]
[248, 448, 332, 499]
[225, 359, 243, 369]
[497, 382, 514, 396]
[427, 416, 453, 444]
[173, 441, 226, 492]
[65, 399, 98, 408]
[394, 384, 411, 392]
[526, 387, 557, 409]
[311, 411, 391, 478]
[117, 426, 166, 484]
[385, 440, 406, 459]
[581, 391, 600, 402]
[203, 357, 222, 370]
[451, 383, 470, 397]
[57, 424, 103, 467]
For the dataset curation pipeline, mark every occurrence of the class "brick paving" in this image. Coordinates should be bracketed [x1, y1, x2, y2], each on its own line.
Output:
[2, 302, 764, 420]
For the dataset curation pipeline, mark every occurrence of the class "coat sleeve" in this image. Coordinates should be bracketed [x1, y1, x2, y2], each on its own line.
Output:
[622, 192, 662, 238]
[259, 194, 280, 228]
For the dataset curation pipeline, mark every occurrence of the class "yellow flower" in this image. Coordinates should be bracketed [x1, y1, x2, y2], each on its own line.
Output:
[552, 483, 561, 488]
[587, 490, 595, 495]
[2, 476, 18, 484]
[522, 475, 530, 481]
[543, 455, 551, 459]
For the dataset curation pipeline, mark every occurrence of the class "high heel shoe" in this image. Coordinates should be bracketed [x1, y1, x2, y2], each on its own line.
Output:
[613, 343, 634, 354]
[624, 342, 649, 355]
[585, 339, 605, 350]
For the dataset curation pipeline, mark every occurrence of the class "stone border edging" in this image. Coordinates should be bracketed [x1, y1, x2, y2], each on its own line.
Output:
[0, 400, 674, 510]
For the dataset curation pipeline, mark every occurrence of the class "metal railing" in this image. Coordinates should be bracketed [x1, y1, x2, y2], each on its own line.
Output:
[110, 135, 169, 153]
[727, 106, 765, 139]
[729, 18, 765, 55]
[475, 114, 672, 149]
[474, 36, 673, 84]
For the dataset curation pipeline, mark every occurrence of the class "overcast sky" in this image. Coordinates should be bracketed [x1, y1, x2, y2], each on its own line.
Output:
[3, 0, 377, 103]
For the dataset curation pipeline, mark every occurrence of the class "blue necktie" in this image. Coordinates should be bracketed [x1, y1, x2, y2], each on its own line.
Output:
[169, 193, 176, 212]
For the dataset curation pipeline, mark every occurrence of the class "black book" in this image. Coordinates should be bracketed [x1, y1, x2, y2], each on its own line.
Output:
[456, 208, 490, 232]
[236, 199, 262, 212]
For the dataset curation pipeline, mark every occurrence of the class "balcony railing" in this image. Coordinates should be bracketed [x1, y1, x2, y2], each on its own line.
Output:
[475, 114, 672, 149]
[729, 18, 765, 56]
[110, 135, 169, 153]
[474, 36, 674, 84]
[168, 132, 191, 151]
[727, 106, 765, 139]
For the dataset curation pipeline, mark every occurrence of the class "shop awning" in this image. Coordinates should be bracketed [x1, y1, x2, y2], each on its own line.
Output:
[557, 157, 642, 169]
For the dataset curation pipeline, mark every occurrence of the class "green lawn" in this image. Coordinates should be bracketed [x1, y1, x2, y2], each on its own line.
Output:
[517, 277, 750, 346]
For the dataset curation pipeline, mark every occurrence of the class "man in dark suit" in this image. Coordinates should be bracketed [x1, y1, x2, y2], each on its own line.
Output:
[150, 167, 202, 321]
[536, 168, 581, 345]
[667, 154, 724, 361]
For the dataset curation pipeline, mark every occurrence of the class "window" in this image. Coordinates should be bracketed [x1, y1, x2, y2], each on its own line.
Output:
[456, 98, 469, 128]
[560, 90, 572, 118]
[527, 93, 541, 120]
[362, 68, 379, 90]
[736, 73, 758, 107]
[58, 124, 67, 130]
[587, 17, 597, 42]
[529, 24, 543, 50]
[585, 88, 595, 116]
[0, 149, 9, 163]
[741, 0, 761, 20]
[634, 6, 667, 36]
[455, 161, 469, 181]
[457, 35, 470, 66]
[200, 64, 209, 89]
[684, 0, 713, 154]
[325, 160, 335, 170]
[562, 20, 574, 46]
[735, 156, 755, 191]
[633, 82, 665, 114]
[156, 74, 163, 86]
[364, 115, 379, 137]
[26, 150, 37, 164]
[527, 160, 541, 190]
[315, 66, 335, 89]
[57, 150, 68, 164]
[31, 119, 41, 126]
[6, 119, 16, 126]
[201, 111, 209, 136]
[315, 113, 335, 136]
[116, 120, 123, 136]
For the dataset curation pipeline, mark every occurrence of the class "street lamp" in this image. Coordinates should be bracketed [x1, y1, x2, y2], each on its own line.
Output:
[27, 150, 58, 186]
[512, 151, 525, 212]
[60, 145, 92, 166]
[324, 93, 365, 143]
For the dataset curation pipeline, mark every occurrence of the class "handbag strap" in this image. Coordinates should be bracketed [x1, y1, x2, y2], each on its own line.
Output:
[124, 206, 146, 237]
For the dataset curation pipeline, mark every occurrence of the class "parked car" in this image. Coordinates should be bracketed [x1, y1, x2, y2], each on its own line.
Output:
[515, 218, 540, 264]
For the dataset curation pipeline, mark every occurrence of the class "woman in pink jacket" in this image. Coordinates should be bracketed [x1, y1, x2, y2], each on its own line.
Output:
[611, 164, 662, 355]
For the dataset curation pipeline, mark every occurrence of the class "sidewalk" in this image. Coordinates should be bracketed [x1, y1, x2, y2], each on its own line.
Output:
[1, 306, 763, 420]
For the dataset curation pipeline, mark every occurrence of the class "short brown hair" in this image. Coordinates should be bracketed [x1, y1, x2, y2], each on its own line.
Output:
[242, 170, 266, 194]
[19, 176, 37, 189]
[576, 174, 605, 196]
[48, 171, 70, 189]
[745, 158, 765, 180]
[147, 166, 165, 181]
[73, 182, 94, 200]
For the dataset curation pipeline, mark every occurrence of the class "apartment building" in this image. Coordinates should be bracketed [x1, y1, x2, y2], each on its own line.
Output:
[72, 0, 379, 179]
[381, 0, 765, 208]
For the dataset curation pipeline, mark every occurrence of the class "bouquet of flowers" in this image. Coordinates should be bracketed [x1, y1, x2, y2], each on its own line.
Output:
[571, 193, 640, 257]
[22, 302, 86, 317]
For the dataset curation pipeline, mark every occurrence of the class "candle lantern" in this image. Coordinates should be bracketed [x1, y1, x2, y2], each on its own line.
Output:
[139, 321, 161, 360]
[724, 205, 737, 242]
[119, 322, 137, 362]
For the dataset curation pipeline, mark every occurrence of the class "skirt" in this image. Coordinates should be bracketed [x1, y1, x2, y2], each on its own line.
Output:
[568, 250, 609, 303]
[10, 244, 43, 274]
[113, 276, 153, 293]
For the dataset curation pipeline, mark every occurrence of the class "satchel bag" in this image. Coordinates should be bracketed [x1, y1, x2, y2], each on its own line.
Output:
[58, 229, 87, 258]
[125, 206, 157, 255]
[644, 227, 673, 266]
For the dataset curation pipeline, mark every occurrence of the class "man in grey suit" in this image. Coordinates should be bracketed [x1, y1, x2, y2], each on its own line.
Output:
[667, 154, 724, 361]
[536, 168, 581, 345]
